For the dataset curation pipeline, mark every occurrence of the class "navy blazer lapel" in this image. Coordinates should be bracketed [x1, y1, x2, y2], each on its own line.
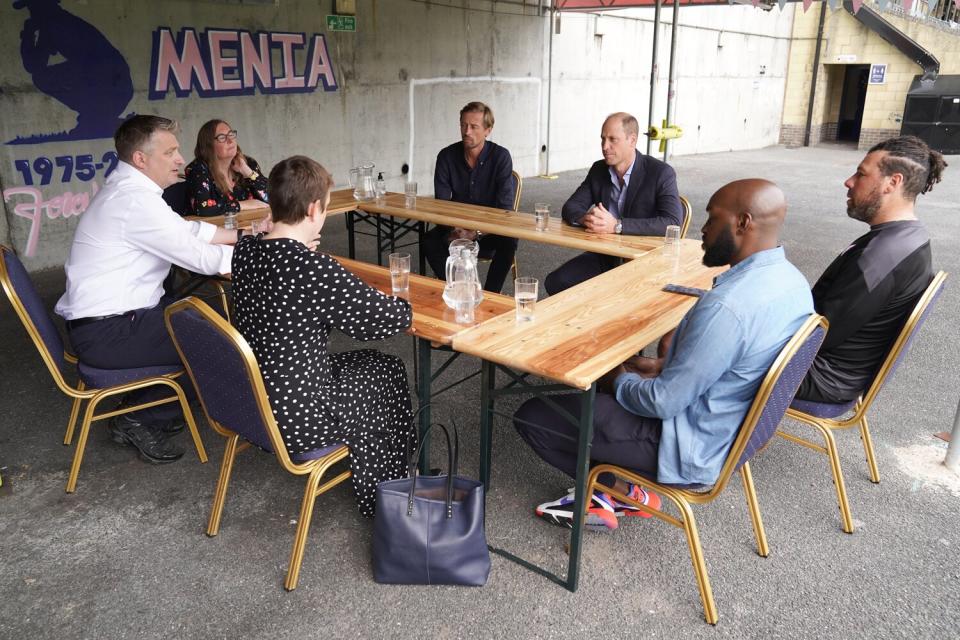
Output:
[621, 150, 645, 214]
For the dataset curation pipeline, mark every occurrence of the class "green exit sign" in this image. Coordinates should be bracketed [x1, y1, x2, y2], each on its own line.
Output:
[326, 15, 356, 32]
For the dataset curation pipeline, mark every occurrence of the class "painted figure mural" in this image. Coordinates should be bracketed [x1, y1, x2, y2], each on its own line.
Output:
[9, 0, 133, 144]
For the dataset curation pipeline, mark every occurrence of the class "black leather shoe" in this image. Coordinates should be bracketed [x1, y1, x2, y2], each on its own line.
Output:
[109, 415, 184, 464]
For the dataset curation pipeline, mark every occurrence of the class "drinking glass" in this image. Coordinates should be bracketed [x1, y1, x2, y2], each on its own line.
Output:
[534, 203, 550, 232]
[389, 252, 411, 296]
[664, 224, 681, 253]
[514, 277, 538, 323]
[223, 211, 238, 230]
[404, 181, 418, 208]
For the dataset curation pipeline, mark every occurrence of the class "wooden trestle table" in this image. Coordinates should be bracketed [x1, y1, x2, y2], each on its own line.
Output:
[451, 239, 724, 591]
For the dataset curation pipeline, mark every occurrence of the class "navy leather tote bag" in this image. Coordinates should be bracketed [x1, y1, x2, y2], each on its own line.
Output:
[372, 422, 490, 586]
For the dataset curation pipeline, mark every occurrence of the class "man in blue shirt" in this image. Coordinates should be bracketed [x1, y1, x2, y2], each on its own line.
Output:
[514, 179, 814, 530]
[422, 101, 517, 293]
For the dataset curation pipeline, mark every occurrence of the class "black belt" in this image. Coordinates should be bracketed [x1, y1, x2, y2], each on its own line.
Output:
[66, 311, 133, 330]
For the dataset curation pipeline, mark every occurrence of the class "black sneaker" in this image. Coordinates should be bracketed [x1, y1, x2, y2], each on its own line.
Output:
[109, 415, 184, 464]
[156, 418, 186, 435]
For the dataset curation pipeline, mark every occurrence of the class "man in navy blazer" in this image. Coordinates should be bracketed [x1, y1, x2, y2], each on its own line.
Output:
[545, 112, 683, 294]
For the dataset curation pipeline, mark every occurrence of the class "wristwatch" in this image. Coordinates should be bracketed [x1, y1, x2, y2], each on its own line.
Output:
[614, 221, 623, 234]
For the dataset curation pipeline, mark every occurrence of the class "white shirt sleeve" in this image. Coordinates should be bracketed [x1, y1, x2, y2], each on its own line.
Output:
[122, 192, 232, 276]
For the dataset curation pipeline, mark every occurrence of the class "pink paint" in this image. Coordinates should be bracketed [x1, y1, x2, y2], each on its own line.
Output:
[154, 28, 212, 93]
[3, 182, 98, 257]
[240, 32, 272, 88]
[272, 33, 306, 90]
[208, 30, 242, 92]
[306, 35, 336, 90]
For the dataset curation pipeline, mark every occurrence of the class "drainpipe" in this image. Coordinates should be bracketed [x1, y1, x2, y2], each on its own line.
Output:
[803, 2, 827, 147]
[663, 0, 679, 162]
[544, 4, 555, 176]
[647, 0, 662, 156]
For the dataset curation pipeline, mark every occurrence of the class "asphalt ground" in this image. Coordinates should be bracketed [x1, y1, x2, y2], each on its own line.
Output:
[1, 143, 958, 639]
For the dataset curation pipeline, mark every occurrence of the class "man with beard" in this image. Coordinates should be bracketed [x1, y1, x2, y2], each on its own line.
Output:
[794, 136, 947, 404]
[513, 179, 813, 530]
[421, 101, 517, 293]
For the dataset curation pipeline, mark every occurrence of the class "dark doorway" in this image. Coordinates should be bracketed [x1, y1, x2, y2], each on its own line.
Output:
[837, 65, 869, 142]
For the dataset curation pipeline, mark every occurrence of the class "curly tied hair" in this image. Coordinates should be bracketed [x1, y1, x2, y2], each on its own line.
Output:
[869, 135, 948, 199]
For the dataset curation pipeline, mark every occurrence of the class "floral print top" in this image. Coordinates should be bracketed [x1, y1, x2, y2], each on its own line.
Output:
[184, 157, 269, 216]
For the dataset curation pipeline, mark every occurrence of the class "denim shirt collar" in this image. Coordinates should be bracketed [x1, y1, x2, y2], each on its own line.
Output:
[713, 246, 785, 288]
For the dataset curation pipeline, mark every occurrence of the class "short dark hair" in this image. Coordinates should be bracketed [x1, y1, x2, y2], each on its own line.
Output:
[460, 101, 494, 129]
[268, 156, 333, 224]
[869, 135, 948, 199]
[114, 115, 179, 162]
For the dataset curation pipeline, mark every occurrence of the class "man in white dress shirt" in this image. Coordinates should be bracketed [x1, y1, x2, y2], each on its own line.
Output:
[56, 115, 238, 464]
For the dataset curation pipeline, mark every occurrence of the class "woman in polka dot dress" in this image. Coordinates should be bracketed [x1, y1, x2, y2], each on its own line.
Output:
[231, 156, 414, 517]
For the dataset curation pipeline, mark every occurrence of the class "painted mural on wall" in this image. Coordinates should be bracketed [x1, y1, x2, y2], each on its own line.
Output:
[149, 27, 338, 99]
[8, 0, 133, 145]
[2, 4, 339, 260]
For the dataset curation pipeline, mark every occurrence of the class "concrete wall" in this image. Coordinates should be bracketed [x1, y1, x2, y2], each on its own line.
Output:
[547, 6, 794, 170]
[781, 2, 960, 148]
[0, 0, 793, 271]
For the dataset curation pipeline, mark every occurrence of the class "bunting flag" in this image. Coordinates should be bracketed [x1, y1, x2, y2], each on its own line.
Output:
[827, 0, 841, 10]
[778, 0, 788, 10]
[902, 0, 912, 14]
[876, 0, 889, 9]
[852, 0, 863, 13]
[752, 0, 760, 6]
[802, 0, 813, 11]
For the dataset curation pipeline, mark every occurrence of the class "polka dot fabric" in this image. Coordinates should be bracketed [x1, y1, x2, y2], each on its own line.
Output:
[232, 236, 415, 516]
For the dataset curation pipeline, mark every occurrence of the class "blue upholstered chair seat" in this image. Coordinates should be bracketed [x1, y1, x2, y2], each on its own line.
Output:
[789, 397, 858, 419]
[77, 362, 183, 388]
[291, 443, 346, 463]
[165, 298, 354, 590]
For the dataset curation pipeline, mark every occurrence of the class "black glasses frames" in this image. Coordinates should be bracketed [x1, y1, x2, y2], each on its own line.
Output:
[214, 130, 238, 143]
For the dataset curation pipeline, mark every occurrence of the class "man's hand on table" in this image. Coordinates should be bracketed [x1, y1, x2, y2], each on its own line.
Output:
[581, 203, 618, 234]
[447, 228, 479, 242]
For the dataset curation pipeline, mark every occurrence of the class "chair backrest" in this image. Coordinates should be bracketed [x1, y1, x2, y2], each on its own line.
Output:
[511, 170, 522, 212]
[707, 314, 828, 494]
[0, 245, 71, 383]
[859, 270, 946, 409]
[679, 195, 693, 238]
[162, 180, 189, 216]
[165, 297, 297, 468]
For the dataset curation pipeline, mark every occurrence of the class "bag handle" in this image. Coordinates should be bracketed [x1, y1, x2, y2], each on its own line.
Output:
[405, 421, 459, 519]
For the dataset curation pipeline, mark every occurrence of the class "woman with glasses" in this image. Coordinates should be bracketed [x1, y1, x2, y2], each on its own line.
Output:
[184, 119, 270, 216]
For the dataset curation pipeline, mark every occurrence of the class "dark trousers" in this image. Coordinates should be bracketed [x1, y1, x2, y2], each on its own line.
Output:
[66, 296, 196, 424]
[513, 392, 662, 486]
[423, 225, 518, 294]
[544, 252, 621, 295]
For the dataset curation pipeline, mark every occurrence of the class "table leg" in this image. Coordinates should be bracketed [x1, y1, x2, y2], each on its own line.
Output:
[416, 337, 432, 473]
[479, 360, 496, 490]
[565, 384, 597, 593]
[417, 221, 427, 275]
[346, 210, 356, 259]
[375, 216, 384, 266]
